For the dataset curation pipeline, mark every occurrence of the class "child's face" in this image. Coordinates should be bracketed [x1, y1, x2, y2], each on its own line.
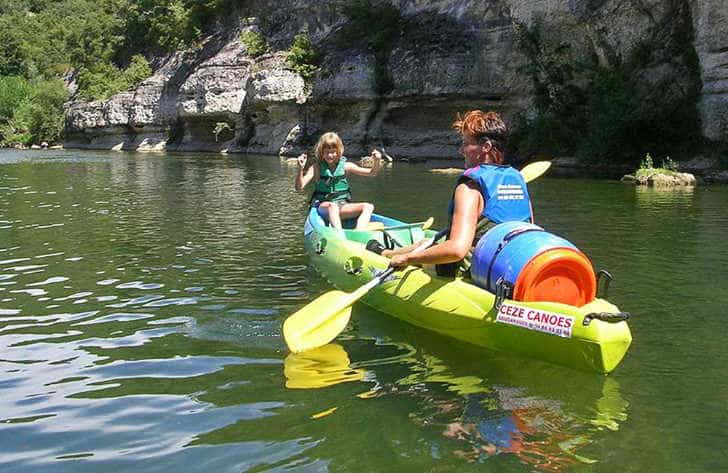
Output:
[322, 145, 340, 164]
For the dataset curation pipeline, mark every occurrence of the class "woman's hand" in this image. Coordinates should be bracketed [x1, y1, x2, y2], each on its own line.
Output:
[297, 153, 307, 169]
[389, 253, 409, 269]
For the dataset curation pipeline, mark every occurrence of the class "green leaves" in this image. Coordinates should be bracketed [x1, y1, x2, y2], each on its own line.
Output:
[285, 32, 318, 83]
[77, 54, 151, 101]
[0, 76, 31, 122]
[0, 76, 68, 146]
[241, 31, 268, 59]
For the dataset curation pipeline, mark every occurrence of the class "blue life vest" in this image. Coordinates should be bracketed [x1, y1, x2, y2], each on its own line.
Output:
[447, 164, 532, 224]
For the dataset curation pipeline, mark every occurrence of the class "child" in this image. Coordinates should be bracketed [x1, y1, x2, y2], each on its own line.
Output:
[295, 132, 382, 230]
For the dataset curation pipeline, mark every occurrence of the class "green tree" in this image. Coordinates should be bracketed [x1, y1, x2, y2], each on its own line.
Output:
[0, 75, 31, 122]
[0, 78, 67, 146]
[0, 26, 27, 76]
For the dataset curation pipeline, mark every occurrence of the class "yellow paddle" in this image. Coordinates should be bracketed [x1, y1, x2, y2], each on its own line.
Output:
[520, 160, 551, 183]
[283, 234, 442, 353]
[283, 161, 551, 353]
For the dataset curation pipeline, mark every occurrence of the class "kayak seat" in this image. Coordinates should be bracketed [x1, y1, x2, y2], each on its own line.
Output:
[366, 239, 386, 255]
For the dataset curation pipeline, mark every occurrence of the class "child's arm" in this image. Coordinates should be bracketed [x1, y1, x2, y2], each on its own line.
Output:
[345, 149, 383, 177]
[295, 153, 316, 192]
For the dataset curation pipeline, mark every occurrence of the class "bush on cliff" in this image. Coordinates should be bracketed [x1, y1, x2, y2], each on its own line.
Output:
[241, 31, 268, 58]
[286, 32, 318, 84]
[77, 55, 152, 101]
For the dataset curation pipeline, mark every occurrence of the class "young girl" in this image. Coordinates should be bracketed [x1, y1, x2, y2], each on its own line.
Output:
[295, 132, 382, 230]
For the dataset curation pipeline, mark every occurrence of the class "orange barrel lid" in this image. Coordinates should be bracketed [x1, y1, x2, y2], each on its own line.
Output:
[513, 247, 596, 306]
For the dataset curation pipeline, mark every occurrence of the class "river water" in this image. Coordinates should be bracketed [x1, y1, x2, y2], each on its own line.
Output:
[1, 149, 727, 472]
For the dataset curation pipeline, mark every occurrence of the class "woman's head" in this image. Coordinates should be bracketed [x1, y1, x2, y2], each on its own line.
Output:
[452, 110, 507, 165]
[314, 132, 344, 164]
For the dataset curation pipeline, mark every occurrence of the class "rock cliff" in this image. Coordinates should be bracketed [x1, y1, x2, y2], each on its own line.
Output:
[64, 0, 728, 158]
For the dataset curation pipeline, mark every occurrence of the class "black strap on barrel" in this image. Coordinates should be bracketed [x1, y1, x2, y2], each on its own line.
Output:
[493, 277, 514, 312]
[485, 227, 545, 291]
[583, 312, 630, 326]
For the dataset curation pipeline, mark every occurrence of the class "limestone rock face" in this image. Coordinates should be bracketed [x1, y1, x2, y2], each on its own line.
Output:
[691, 0, 728, 141]
[63, 0, 728, 156]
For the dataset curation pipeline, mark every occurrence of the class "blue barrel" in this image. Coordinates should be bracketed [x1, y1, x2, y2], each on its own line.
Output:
[471, 221, 596, 305]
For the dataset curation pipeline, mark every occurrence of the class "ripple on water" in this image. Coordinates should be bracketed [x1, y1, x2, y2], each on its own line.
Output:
[115, 281, 165, 290]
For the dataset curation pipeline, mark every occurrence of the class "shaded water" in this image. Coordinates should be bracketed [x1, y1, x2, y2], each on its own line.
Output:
[1, 149, 727, 472]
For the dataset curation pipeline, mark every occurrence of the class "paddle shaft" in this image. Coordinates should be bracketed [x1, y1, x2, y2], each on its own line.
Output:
[381, 220, 432, 231]
[352, 227, 448, 299]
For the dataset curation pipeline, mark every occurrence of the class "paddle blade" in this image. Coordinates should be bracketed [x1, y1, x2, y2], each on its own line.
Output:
[283, 290, 354, 353]
[521, 161, 551, 183]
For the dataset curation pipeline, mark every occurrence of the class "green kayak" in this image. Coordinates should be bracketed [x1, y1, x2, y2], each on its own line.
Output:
[302, 208, 632, 373]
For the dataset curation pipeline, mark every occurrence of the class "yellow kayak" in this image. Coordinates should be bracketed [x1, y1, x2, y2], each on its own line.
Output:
[303, 208, 632, 373]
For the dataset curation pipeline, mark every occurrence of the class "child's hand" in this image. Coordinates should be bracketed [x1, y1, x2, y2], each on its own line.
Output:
[370, 149, 383, 174]
[297, 153, 307, 169]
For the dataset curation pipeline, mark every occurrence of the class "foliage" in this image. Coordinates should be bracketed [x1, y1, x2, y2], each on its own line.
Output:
[339, 0, 403, 94]
[241, 31, 268, 58]
[0, 75, 32, 122]
[634, 153, 680, 178]
[285, 31, 318, 83]
[121, 0, 233, 56]
[512, 14, 703, 166]
[662, 156, 678, 171]
[0, 0, 232, 99]
[0, 0, 236, 146]
[0, 27, 27, 76]
[639, 153, 654, 170]
[123, 0, 195, 52]
[77, 54, 151, 101]
[123, 54, 153, 88]
[0, 77, 68, 146]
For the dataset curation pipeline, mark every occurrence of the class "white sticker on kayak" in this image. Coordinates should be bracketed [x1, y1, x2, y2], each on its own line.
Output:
[496, 303, 575, 338]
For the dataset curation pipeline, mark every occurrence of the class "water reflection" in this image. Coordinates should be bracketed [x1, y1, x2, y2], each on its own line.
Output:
[284, 344, 366, 389]
[634, 184, 696, 210]
[282, 337, 628, 471]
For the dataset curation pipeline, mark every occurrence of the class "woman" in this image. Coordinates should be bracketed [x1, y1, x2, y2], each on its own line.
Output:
[385, 110, 533, 274]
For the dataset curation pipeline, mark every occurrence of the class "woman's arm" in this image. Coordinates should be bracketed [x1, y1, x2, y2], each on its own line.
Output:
[344, 150, 383, 177]
[295, 154, 316, 192]
[390, 182, 483, 268]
